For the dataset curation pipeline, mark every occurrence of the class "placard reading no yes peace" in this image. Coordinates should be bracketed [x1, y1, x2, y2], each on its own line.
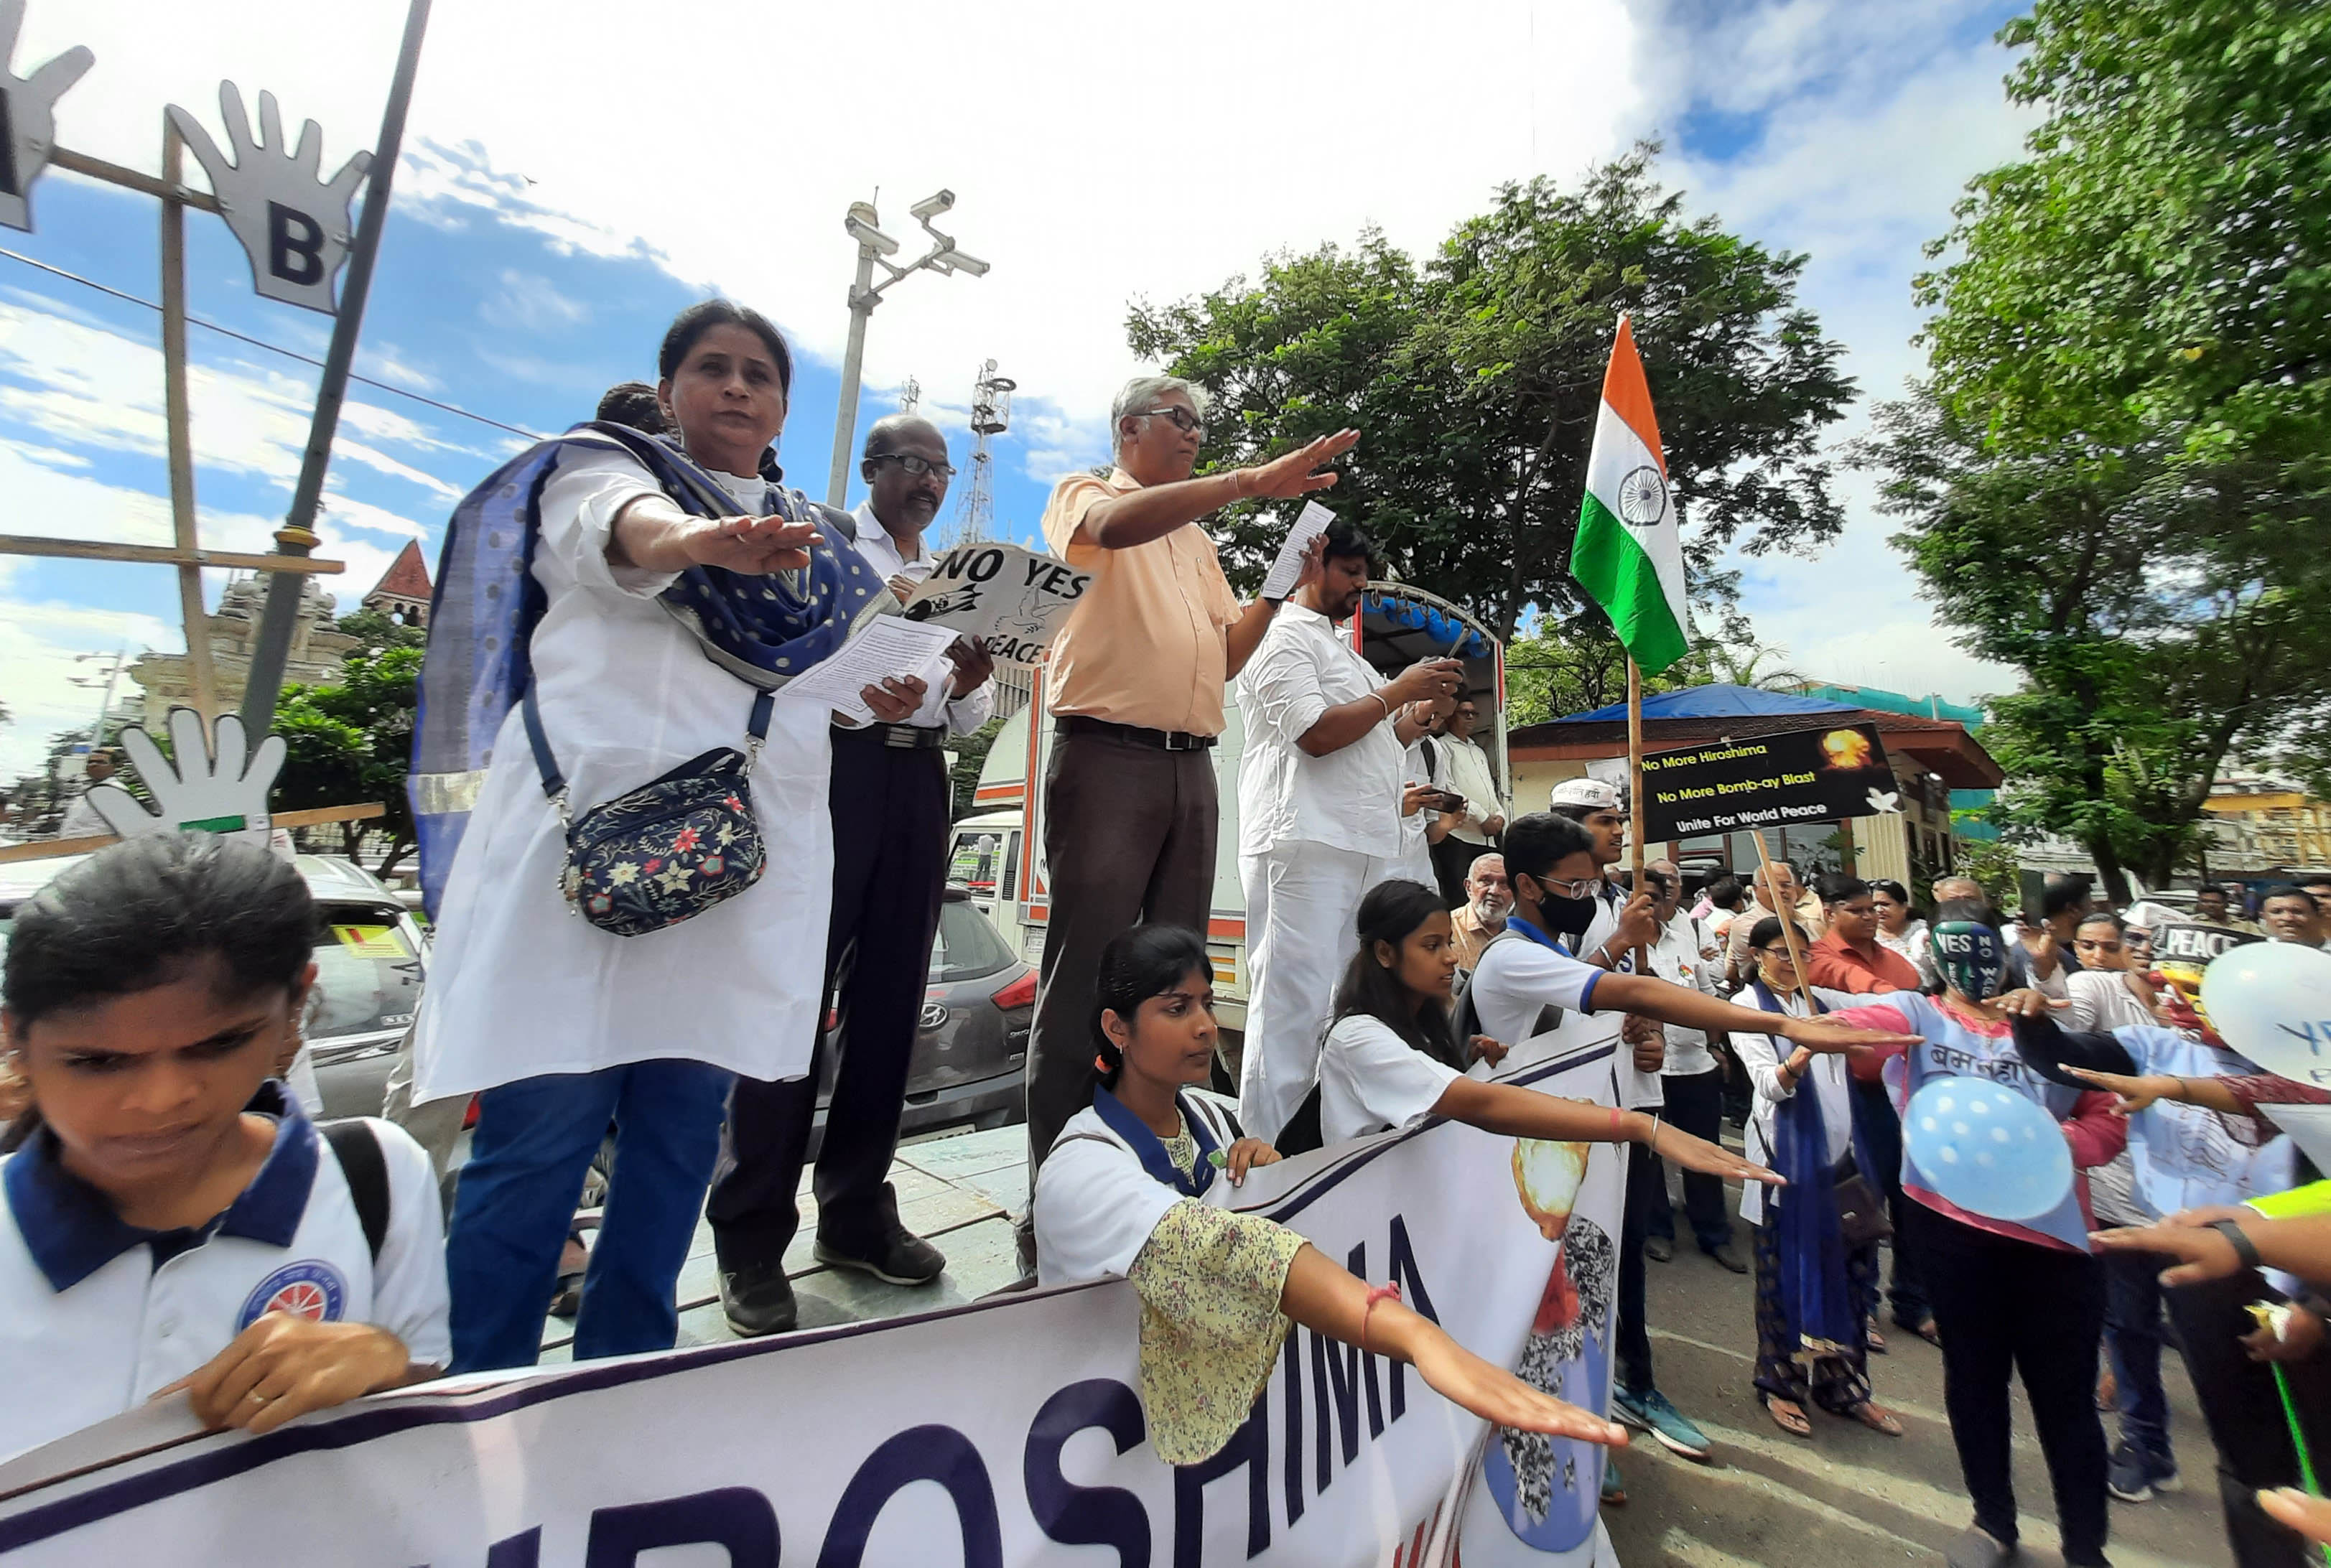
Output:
[901, 543, 1092, 666]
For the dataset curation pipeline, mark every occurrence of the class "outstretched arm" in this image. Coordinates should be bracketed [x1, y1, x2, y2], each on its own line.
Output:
[1593, 972, 1920, 1055]
[1430, 1079, 1781, 1186]
[1278, 1245, 1627, 1445]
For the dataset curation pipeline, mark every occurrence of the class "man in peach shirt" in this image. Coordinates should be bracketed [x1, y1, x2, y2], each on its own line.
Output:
[1023, 375, 1357, 1212]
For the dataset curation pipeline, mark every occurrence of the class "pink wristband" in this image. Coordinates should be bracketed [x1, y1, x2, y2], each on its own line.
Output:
[1361, 1282, 1402, 1355]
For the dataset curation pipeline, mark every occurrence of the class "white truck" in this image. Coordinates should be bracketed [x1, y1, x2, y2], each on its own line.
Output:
[946, 583, 1511, 1036]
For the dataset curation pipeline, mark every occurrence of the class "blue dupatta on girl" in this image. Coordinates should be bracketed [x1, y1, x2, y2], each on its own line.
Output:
[407, 421, 884, 916]
[1750, 979, 1881, 1352]
[1092, 1086, 1224, 1199]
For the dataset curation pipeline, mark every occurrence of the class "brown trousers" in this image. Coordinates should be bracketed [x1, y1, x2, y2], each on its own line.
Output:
[1023, 729, 1219, 1177]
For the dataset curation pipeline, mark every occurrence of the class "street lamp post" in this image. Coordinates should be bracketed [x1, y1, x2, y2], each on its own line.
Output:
[822, 190, 988, 509]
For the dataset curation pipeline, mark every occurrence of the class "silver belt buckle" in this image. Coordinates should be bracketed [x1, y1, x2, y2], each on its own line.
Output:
[1163, 729, 1198, 751]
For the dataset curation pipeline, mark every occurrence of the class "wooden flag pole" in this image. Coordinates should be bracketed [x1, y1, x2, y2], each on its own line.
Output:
[1626, 656, 1648, 972]
[1749, 829, 1815, 1004]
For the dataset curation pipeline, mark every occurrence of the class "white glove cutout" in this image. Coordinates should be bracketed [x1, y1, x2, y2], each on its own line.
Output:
[88, 707, 285, 845]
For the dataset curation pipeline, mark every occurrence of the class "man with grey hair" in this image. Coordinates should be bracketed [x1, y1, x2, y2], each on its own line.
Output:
[1018, 375, 1358, 1261]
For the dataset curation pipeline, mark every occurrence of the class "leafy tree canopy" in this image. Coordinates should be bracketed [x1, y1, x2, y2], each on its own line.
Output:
[274, 645, 421, 875]
[1126, 144, 1856, 646]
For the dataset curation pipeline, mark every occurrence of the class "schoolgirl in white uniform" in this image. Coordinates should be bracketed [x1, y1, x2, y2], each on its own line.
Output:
[1298, 879, 1785, 1194]
[1033, 924, 1627, 1465]
[0, 836, 447, 1464]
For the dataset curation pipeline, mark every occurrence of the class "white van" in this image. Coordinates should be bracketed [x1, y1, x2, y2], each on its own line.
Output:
[946, 584, 1512, 1040]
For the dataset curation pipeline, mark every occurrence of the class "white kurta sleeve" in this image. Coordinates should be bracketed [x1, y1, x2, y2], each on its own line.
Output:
[537, 449, 683, 599]
[363, 1119, 452, 1371]
[1033, 1130, 1186, 1285]
[1239, 631, 1334, 750]
[1319, 1017, 1463, 1142]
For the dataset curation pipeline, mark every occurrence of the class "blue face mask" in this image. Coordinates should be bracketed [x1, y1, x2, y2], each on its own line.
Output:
[1930, 920, 2006, 999]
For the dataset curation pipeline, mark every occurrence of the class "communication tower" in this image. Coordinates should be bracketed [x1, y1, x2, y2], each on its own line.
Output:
[948, 359, 1015, 546]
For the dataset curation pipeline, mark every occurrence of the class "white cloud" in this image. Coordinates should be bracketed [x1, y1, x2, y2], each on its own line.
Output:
[480, 269, 590, 335]
[0, 597, 175, 778]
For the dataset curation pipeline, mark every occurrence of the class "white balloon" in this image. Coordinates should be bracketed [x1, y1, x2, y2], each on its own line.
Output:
[2200, 941, 2331, 1086]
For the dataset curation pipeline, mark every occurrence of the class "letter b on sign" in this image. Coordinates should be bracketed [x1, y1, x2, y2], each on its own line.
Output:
[268, 201, 325, 287]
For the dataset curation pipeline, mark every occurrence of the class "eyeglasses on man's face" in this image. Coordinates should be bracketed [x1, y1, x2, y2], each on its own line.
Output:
[1534, 874, 1604, 900]
[1132, 405, 1204, 437]
[1757, 945, 1797, 961]
[870, 453, 956, 480]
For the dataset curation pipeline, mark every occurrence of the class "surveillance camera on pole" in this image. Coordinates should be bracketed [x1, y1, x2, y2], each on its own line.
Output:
[824, 187, 992, 508]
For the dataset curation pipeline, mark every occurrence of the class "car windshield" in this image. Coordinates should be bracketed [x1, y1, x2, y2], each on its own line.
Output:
[929, 898, 1013, 984]
[307, 907, 423, 1040]
[949, 832, 1006, 895]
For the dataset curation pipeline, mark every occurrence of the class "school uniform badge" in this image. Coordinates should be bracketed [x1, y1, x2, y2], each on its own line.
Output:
[239, 1261, 348, 1329]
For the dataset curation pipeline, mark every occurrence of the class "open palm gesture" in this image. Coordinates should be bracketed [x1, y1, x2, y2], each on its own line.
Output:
[0, 0, 93, 232]
[165, 83, 372, 313]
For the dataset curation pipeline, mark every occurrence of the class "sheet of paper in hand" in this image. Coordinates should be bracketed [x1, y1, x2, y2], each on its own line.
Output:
[773, 615, 962, 723]
[901, 543, 1092, 666]
[1258, 499, 1336, 601]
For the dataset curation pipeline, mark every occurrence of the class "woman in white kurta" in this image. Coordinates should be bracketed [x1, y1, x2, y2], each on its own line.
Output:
[1033, 923, 1627, 1465]
[1728, 915, 1903, 1440]
[417, 301, 921, 1372]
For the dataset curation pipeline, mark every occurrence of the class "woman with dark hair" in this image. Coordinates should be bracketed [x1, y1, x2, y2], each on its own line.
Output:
[1031, 923, 1629, 1466]
[411, 299, 927, 1373]
[1870, 879, 1938, 989]
[1303, 879, 1782, 1191]
[1727, 914, 1904, 1439]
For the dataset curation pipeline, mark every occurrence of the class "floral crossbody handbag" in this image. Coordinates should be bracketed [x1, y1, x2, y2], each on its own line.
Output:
[522, 683, 774, 937]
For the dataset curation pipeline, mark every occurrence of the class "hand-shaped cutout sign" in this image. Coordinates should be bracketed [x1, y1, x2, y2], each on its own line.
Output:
[88, 708, 285, 845]
[165, 82, 371, 314]
[0, 0, 94, 233]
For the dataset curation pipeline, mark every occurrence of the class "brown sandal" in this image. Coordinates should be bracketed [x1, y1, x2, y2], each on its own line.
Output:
[1843, 1401, 1904, 1437]
[1766, 1397, 1813, 1438]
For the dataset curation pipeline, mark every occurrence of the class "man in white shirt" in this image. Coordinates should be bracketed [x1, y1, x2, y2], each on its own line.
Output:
[1428, 695, 1508, 905]
[55, 747, 118, 839]
[1637, 862, 1744, 1271]
[709, 415, 995, 1335]
[1233, 518, 1461, 1142]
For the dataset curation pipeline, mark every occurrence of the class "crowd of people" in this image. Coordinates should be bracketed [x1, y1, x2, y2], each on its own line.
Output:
[5, 294, 2331, 1568]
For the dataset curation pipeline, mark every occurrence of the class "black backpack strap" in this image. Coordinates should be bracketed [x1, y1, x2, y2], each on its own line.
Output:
[321, 1120, 391, 1266]
[1274, 1083, 1323, 1158]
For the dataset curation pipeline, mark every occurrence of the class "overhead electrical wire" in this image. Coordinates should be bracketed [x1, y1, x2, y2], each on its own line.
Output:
[0, 243, 546, 442]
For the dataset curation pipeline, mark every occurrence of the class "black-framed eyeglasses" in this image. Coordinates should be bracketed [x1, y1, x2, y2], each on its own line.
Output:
[869, 453, 956, 480]
[1131, 405, 1204, 436]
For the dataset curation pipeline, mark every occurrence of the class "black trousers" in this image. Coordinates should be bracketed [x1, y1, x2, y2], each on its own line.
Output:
[2165, 1271, 2331, 1568]
[1645, 1068, 1733, 1254]
[1429, 835, 1485, 908]
[1908, 1203, 2111, 1564]
[707, 727, 950, 1269]
[1024, 732, 1218, 1180]
[1618, 1135, 1659, 1396]
[1852, 1074, 1929, 1327]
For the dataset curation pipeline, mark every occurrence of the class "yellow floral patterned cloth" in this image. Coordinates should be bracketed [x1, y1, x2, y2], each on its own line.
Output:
[1125, 1198, 1306, 1464]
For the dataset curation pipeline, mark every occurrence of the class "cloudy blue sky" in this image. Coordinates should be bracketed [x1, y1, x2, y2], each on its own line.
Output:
[1, 0, 2033, 775]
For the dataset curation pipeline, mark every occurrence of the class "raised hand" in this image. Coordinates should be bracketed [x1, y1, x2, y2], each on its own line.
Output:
[0, 0, 93, 233]
[2065, 1065, 2177, 1115]
[1406, 1329, 1628, 1446]
[683, 513, 820, 575]
[91, 709, 285, 841]
[164, 83, 372, 314]
[1645, 1119, 1784, 1185]
[1780, 1016, 1922, 1055]
[1243, 429, 1359, 500]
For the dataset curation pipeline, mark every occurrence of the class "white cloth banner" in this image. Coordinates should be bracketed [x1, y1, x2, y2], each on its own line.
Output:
[0, 1022, 1628, 1567]
[901, 543, 1092, 667]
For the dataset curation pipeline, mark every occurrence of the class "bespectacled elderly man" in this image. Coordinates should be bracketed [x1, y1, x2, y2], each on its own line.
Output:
[1016, 375, 1357, 1269]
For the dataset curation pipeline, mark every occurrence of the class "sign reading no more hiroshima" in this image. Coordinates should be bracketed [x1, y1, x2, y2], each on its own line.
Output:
[1638, 722, 1900, 841]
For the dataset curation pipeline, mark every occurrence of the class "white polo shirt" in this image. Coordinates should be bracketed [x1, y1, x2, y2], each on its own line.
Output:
[1466, 917, 1606, 1052]
[1318, 1015, 1469, 1144]
[1235, 602, 1404, 860]
[0, 1085, 449, 1464]
[1034, 1088, 1244, 1287]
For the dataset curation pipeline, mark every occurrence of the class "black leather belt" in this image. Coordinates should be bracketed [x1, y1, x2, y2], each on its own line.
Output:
[875, 722, 946, 750]
[1056, 715, 1218, 751]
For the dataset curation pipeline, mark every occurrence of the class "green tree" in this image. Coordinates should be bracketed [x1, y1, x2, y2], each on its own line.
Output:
[336, 608, 428, 656]
[948, 714, 1005, 821]
[1126, 144, 1856, 646]
[1864, 1, 2331, 900]
[274, 645, 421, 874]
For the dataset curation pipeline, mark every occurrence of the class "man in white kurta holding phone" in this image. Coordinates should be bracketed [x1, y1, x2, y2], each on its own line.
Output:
[1233, 518, 1462, 1142]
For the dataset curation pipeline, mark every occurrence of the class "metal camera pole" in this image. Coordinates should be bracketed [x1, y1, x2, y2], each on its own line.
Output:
[239, 0, 431, 732]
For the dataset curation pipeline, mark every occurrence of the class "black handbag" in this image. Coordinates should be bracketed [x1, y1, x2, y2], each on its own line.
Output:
[524, 684, 774, 937]
[1830, 1154, 1894, 1248]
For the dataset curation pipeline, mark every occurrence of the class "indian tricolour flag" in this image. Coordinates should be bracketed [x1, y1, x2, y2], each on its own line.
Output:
[1570, 315, 1690, 674]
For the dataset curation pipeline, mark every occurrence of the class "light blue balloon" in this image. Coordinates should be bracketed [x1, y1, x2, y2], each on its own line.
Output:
[1904, 1075, 2072, 1222]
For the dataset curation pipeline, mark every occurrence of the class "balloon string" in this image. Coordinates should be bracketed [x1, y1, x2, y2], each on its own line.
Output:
[2271, 1362, 2331, 1565]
